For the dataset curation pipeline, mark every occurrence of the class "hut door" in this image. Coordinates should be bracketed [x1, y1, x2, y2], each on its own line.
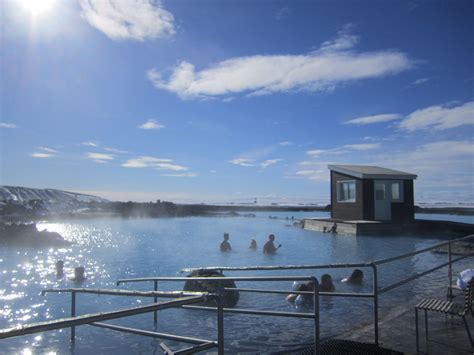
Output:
[374, 181, 391, 221]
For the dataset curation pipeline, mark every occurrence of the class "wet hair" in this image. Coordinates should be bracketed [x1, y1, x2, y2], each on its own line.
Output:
[74, 266, 85, 280]
[320, 274, 335, 292]
[223, 233, 229, 239]
[347, 269, 363, 283]
[268, 234, 275, 241]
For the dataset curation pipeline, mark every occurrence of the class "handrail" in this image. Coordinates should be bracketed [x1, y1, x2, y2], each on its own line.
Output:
[374, 234, 474, 266]
[378, 253, 473, 294]
[0, 295, 211, 339]
[41, 288, 209, 298]
[181, 262, 372, 273]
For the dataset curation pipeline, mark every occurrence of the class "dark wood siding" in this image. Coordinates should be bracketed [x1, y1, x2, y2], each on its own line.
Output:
[391, 180, 415, 222]
[362, 179, 375, 220]
[331, 171, 364, 220]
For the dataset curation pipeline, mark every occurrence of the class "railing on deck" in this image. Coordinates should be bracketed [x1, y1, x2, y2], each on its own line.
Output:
[0, 289, 224, 355]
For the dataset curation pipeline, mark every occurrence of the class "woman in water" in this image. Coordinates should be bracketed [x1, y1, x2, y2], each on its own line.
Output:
[320, 274, 335, 292]
[342, 269, 363, 284]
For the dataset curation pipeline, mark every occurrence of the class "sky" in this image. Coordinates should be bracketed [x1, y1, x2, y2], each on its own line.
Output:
[0, 0, 473, 204]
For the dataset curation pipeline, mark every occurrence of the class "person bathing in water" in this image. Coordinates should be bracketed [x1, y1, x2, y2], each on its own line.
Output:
[263, 234, 281, 254]
[249, 239, 257, 249]
[342, 269, 364, 284]
[320, 274, 335, 292]
[55, 260, 64, 277]
[71, 266, 86, 282]
[220, 233, 232, 252]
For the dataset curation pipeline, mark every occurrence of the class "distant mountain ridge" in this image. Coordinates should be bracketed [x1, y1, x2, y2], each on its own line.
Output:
[0, 186, 107, 203]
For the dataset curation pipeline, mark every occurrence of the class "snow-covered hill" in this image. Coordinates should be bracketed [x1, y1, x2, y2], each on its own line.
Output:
[0, 186, 107, 203]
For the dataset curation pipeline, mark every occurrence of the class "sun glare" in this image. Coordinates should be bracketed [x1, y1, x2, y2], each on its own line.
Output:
[18, 0, 56, 17]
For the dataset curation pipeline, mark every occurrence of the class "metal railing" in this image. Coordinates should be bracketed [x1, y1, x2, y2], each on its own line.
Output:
[0, 289, 224, 355]
[117, 276, 321, 353]
[178, 234, 474, 346]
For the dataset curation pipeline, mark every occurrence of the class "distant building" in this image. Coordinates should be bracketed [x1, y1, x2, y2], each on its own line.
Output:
[328, 165, 417, 222]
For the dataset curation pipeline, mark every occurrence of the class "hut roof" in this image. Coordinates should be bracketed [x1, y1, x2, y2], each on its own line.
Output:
[328, 165, 417, 180]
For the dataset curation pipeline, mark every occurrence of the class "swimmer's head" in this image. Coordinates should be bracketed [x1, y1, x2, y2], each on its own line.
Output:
[268, 234, 275, 241]
[74, 266, 85, 280]
[223, 233, 229, 240]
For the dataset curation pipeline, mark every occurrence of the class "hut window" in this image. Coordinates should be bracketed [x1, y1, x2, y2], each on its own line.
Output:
[375, 183, 385, 200]
[337, 180, 356, 202]
[391, 182, 403, 201]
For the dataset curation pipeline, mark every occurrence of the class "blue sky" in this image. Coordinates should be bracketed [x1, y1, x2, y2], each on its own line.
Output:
[1, 0, 473, 204]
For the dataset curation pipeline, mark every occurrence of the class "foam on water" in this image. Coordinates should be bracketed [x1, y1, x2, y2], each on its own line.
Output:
[0, 212, 471, 353]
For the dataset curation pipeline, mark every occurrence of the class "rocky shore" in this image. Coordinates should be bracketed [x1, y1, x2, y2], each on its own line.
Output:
[0, 223, 70, 247]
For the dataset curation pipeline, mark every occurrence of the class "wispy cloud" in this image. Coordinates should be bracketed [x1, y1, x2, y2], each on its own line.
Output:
[343, 143, 380, 151]
[36, 147, 58, 153]
[87, 152, 114, 163]
[79, 0, 175, 41]
[104, 147, 129, 154]
[229, 158, 254, 167]
[279, 141, 293, 146]
[295, 169, 327, 181]
[122, 156, 188, 171]
[0, 122, 16, 129]
[31, 153, 55, 159]
[81, 141, 99, 147]
[412, 77, 429, 86]
[138, 119, 165, 130]
[260, 159, 283, 168]
[161, 173, 197, 178]
[31, 147, 58, 158]
[147, 28, 412, 99]
[399, 101, 474, 131]
[344, 113, 401, 125]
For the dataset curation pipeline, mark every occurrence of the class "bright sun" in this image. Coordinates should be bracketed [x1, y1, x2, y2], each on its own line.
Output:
[18, 0, 56, 17]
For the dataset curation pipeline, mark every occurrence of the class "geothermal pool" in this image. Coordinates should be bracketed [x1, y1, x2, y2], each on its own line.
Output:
[0, 212, 472, 353]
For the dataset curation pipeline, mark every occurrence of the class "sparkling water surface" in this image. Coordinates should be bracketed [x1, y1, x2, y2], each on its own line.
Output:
[0, 212, 472, 354]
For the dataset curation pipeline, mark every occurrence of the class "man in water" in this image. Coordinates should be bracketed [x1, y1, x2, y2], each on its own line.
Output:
[263, 234, 281, 254]
[55, 260, 64, 277]
[220, 233, 232, 252]
[71, 266, 86, 282]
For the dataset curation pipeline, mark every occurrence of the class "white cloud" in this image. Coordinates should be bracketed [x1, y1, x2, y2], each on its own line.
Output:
[81, 141, 99, 147]
[306, 148, 347, 157]
[399, 101, 474, 131]
[279, 141, 292, 146]
[138, 119, 165, 130]
[87, 152, 114, 163]
[412, 77, 429, 85]
[343, 143, 380, 151]
[37, 147, 57, 153]
[104, 147, 129, 154]
[344, 113, 401, 125]
[79, 0, 175, 41]
[161, 173, 197, 177]
[295, 169, 327, 181]
[0, 122, 16, 128]
[122, 156, 187, 171]
[147, 29, 412, 99]
[260, 159, 283, 168]
[229, 158, 254, 167]
[31, 153, 54, 159]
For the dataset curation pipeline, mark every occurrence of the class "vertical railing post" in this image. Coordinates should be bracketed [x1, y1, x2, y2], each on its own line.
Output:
[153, 280, 158, 325]
[312, 277, 320, 354]
[448, 243, 453, 301]
[216, 296, 224, 355]
[70, 291, 76, 343]
[372, 263, 379, 346]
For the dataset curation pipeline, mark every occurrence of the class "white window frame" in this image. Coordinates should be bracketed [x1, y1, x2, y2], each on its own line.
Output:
[336, 180, 356, 203]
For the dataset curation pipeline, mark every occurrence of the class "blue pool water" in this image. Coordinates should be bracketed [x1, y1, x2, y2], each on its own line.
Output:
[0, 212, 472, 354]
